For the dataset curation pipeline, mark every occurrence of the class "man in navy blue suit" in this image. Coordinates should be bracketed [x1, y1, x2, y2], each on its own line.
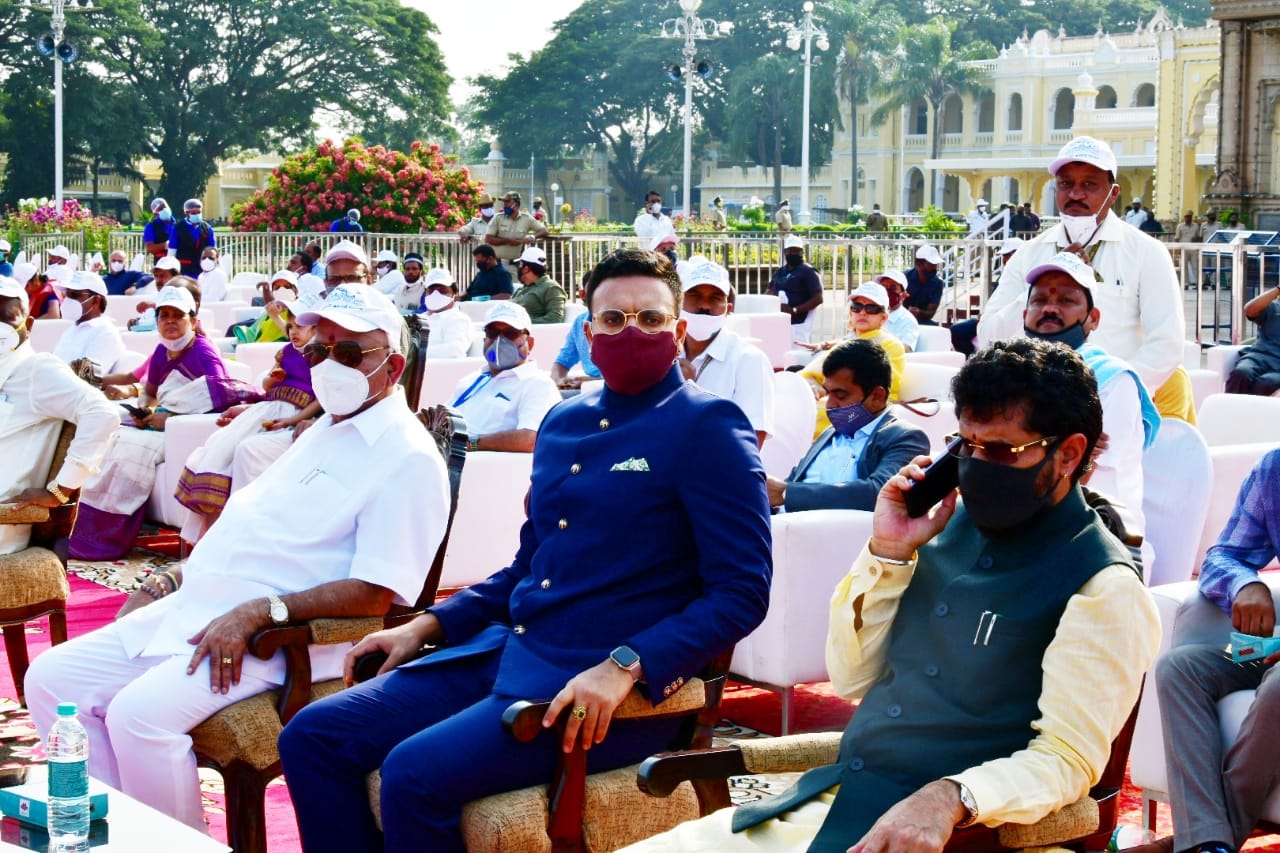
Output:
[768, 338, 929, 512]
[279, 248, 773, 852]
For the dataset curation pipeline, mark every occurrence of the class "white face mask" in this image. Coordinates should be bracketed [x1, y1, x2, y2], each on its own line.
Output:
[0, 322, 20, 356]
[1059, 213, 1102, 246]
[160, 328, 195, 351]
[649, 203, 663, 215]
[480, 206, 494, 218]
[46, 262, 68, 280]
[680, 310, 728, 342]
[310, 352, 390, 416]
[422, 291, 453, 312]
[200, 258, 217, 272]
[274, 288, 298, 303]
[109, 261, 125, 273]
[61, 297, 83, 324]
[375, 266, 390, 278]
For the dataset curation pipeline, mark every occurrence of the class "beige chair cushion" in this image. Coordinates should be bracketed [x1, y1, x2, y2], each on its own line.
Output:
[368, 764, 701, 852]
[190, 678, 345, 770]
[0, 547, 69, 610]
[996, 796, 1099, 847]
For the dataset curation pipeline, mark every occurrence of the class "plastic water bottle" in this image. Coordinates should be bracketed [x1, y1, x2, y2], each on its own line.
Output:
[46, 701, 90, 851]
[1107, 823, 1157, 852]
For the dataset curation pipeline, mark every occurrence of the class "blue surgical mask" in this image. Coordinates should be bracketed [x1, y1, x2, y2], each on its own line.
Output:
[485, 336, 523, 372]
[827, 401, 877, 437]
[1026, 320, 1087, 350]
[502, 206, 515, 217]
[158, 208, 172, 221]
[186, 213, 202, 224]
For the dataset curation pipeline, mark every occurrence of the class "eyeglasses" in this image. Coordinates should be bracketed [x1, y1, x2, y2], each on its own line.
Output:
[848, 302, 885, 315]
[591, 308, 675, 335]
[944, 433, 1060, 466]
[64, 290, 94, 301]
[324, 274, 366, 287]
[484, 325, 527, 342]
[1053, 179, 1110, 194]
[302, 342, 388, 368]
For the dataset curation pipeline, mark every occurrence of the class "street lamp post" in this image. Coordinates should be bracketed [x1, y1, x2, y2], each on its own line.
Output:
[660, 0, 728, 221]
[23, 0, 92, 211]
[787, 2, 829, 226]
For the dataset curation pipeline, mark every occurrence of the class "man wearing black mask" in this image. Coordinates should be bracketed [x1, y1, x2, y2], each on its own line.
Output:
[768, 235, 824, 344]
[463, 244, 513, 301]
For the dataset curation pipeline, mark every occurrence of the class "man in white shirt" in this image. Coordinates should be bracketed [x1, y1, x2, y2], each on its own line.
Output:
[633, 190, 675, 241]
[418, 268, 474, 359]
[1124, 198, 1149, 228]
[372, 249, 407, 303]
[52, 270, 126, 373]
[449, 301, 560, 453]
[876, 269, 920, 352]
[977, 135, 1191, 422]
[0, 276, 118, 556]
[24, 284, 450, 832]
[399, 252, 428, 313]
[677, 258, 774, 446]
[965, 199, 989, 234]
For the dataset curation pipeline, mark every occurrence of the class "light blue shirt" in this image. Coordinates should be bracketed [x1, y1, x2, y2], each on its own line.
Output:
[553, 315, 600, 378]
[799, 410, 888, 485]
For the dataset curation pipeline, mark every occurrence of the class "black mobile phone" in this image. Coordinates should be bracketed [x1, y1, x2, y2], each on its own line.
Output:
[902, 436, 962, 518]
[120, 403, 148, 420]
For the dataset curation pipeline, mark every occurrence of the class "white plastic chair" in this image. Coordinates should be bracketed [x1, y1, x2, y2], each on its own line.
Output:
[1197, 394, 1280, 446]
[891, 362, 960, 454]
[528, 322, 572, 371]
[27, 318, 73, 353]
[440, 451, 534, 589]
[234, 342, 286, 382]
[1196, 442, 1280, 571]
[1140, 419, 1212, 587]
[128, 253, 146, 272]
[913, 325, 953, 353]
[759, 371, 819, 478]
[419, 356, 488, 408]
[903, 350, 964, 368]
[734, 294, 782, 314]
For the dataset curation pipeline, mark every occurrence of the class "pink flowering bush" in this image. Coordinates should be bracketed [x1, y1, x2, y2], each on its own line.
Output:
[2, 198, 119, 251]
[230, 139, 484, 233]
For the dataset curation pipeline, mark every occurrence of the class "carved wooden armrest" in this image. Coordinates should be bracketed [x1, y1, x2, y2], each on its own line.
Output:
[637, 732, 842, 798]
[501, 679, 709, 745]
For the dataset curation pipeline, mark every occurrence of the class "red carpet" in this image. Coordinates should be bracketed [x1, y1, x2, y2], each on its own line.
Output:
[3, 578, 1280, 852]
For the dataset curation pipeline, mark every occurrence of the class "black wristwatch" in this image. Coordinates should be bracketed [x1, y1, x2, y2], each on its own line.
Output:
[609, 645, 641, 680]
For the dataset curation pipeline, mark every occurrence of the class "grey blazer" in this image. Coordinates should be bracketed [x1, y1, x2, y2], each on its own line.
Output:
[783, 412, 930, 512]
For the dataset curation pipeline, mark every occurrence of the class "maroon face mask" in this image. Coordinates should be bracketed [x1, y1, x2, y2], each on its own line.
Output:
[589, 325, 678, 395]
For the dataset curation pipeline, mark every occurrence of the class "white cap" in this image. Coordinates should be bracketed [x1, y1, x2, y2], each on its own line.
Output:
[325, 240, 368, 267]
[154, 256, 181, 272]
[12, 262, 36, 285]
[425, 268, 456, 288]
[296, 283, 404, 353]
[647, 232, 678, 251]
[270, 269, 298, 287]
[1132, 198, 1143, 204]
[1026, 251, 1096, 292]
[999, 236, 1025, 256]
[872, 269, 908, 289]
[915, 245, 943, 265]
[68, 270, 107, 297]
[783, 235, 805, 250]
[849, 281, 890, 310]
[0, 239, 10, 252]
[680, 258, 730, 294]
[1048, 135, 1118, 177]
[48, 245, 71, 261]
[516, 246, 547, 267]
[0, 276, 23, 300]
[155, 284, 197, 315]
[484, 300, 532, 332]
[976, 198, 988, 207]
[374, 249, 399, 265]
[290, 292, 323, 321]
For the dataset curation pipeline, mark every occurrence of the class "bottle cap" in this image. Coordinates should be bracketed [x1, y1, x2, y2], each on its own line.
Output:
[56, 701, 77, 716]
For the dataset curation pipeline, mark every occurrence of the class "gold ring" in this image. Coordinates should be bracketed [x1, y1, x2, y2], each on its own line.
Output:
[571, 706, 587, 721]
[221, 656, 234, 665]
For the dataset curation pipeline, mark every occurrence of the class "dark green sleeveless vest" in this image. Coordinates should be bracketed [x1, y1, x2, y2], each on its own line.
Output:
[732, 487, 1134, 852]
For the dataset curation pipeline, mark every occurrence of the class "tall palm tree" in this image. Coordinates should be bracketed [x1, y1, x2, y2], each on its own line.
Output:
[870, 18, 992, 209]
[830, 1, 901, 208]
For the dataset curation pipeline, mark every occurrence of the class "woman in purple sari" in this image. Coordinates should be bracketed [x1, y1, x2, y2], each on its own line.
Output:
[70, 286, 241, 560]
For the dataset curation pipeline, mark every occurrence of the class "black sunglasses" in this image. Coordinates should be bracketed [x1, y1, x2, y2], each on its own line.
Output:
[302, 341, 388, 368]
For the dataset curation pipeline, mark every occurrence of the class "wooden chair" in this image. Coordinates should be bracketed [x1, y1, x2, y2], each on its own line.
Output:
[400, 314, 430, 410]
[0, 422, 77, 707]
[187, 405, 467, 853]
[637, 697, 1143, 853]
[361, 650, 737, 853]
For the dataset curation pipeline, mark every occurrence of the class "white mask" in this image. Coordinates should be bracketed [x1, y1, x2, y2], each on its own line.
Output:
[160, 328, 195, 352]
[0, 323, 20, 356]
[274, 288, 298, 303]
[375, 266, 390, 278]
[422, 291, 453, 312]
[480, 206, 494, 218]
[61, 297, 83, 324]
[649, 203, 662, 215]
[310, 352, 390, 416]
[46, 262, 68, 280]
[109, 261, 125, 273]
[679, 310, 728, 342]
[1059, 213, 1103, 246]
[200, 258, 217, 272]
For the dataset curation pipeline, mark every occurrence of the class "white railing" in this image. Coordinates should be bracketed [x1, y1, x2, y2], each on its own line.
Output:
[1089, 106, 1158, 127]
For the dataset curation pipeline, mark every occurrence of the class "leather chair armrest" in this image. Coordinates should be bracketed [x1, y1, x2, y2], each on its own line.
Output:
[501, 679, 710, 745]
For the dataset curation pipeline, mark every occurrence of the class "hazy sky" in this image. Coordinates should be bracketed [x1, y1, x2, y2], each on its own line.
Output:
[403, 0, 588, 103]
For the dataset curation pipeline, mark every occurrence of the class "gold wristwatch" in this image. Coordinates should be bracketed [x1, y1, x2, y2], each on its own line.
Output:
[45, 481, 70, 505]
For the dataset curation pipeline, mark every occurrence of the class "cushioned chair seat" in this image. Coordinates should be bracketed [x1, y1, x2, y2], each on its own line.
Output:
[0, 547, 70, 608]
[366, 764, 701, 852]
[190, 678, 345, 770]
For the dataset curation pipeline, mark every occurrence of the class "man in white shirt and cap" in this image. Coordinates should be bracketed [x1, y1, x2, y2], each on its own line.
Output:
[418, 268, 474, 359]
[448, 301, 560, 453]
[966, 199, 989, 234]
[1124, 198, 1149, 228]
[52, 270, 126, 373]
[45, 245, 74, 286]
[677, 258, 775, 446]
[876, 269, 920, 352]
[978, 135, 1191, 422]
[372, 249, 407, 301]
[903, 244, 945, 325]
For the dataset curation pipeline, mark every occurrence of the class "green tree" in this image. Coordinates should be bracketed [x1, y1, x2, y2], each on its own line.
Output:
[871, 18, 992, 207]
[31, 0, 453, 205]
[723, 55, 800, 208]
